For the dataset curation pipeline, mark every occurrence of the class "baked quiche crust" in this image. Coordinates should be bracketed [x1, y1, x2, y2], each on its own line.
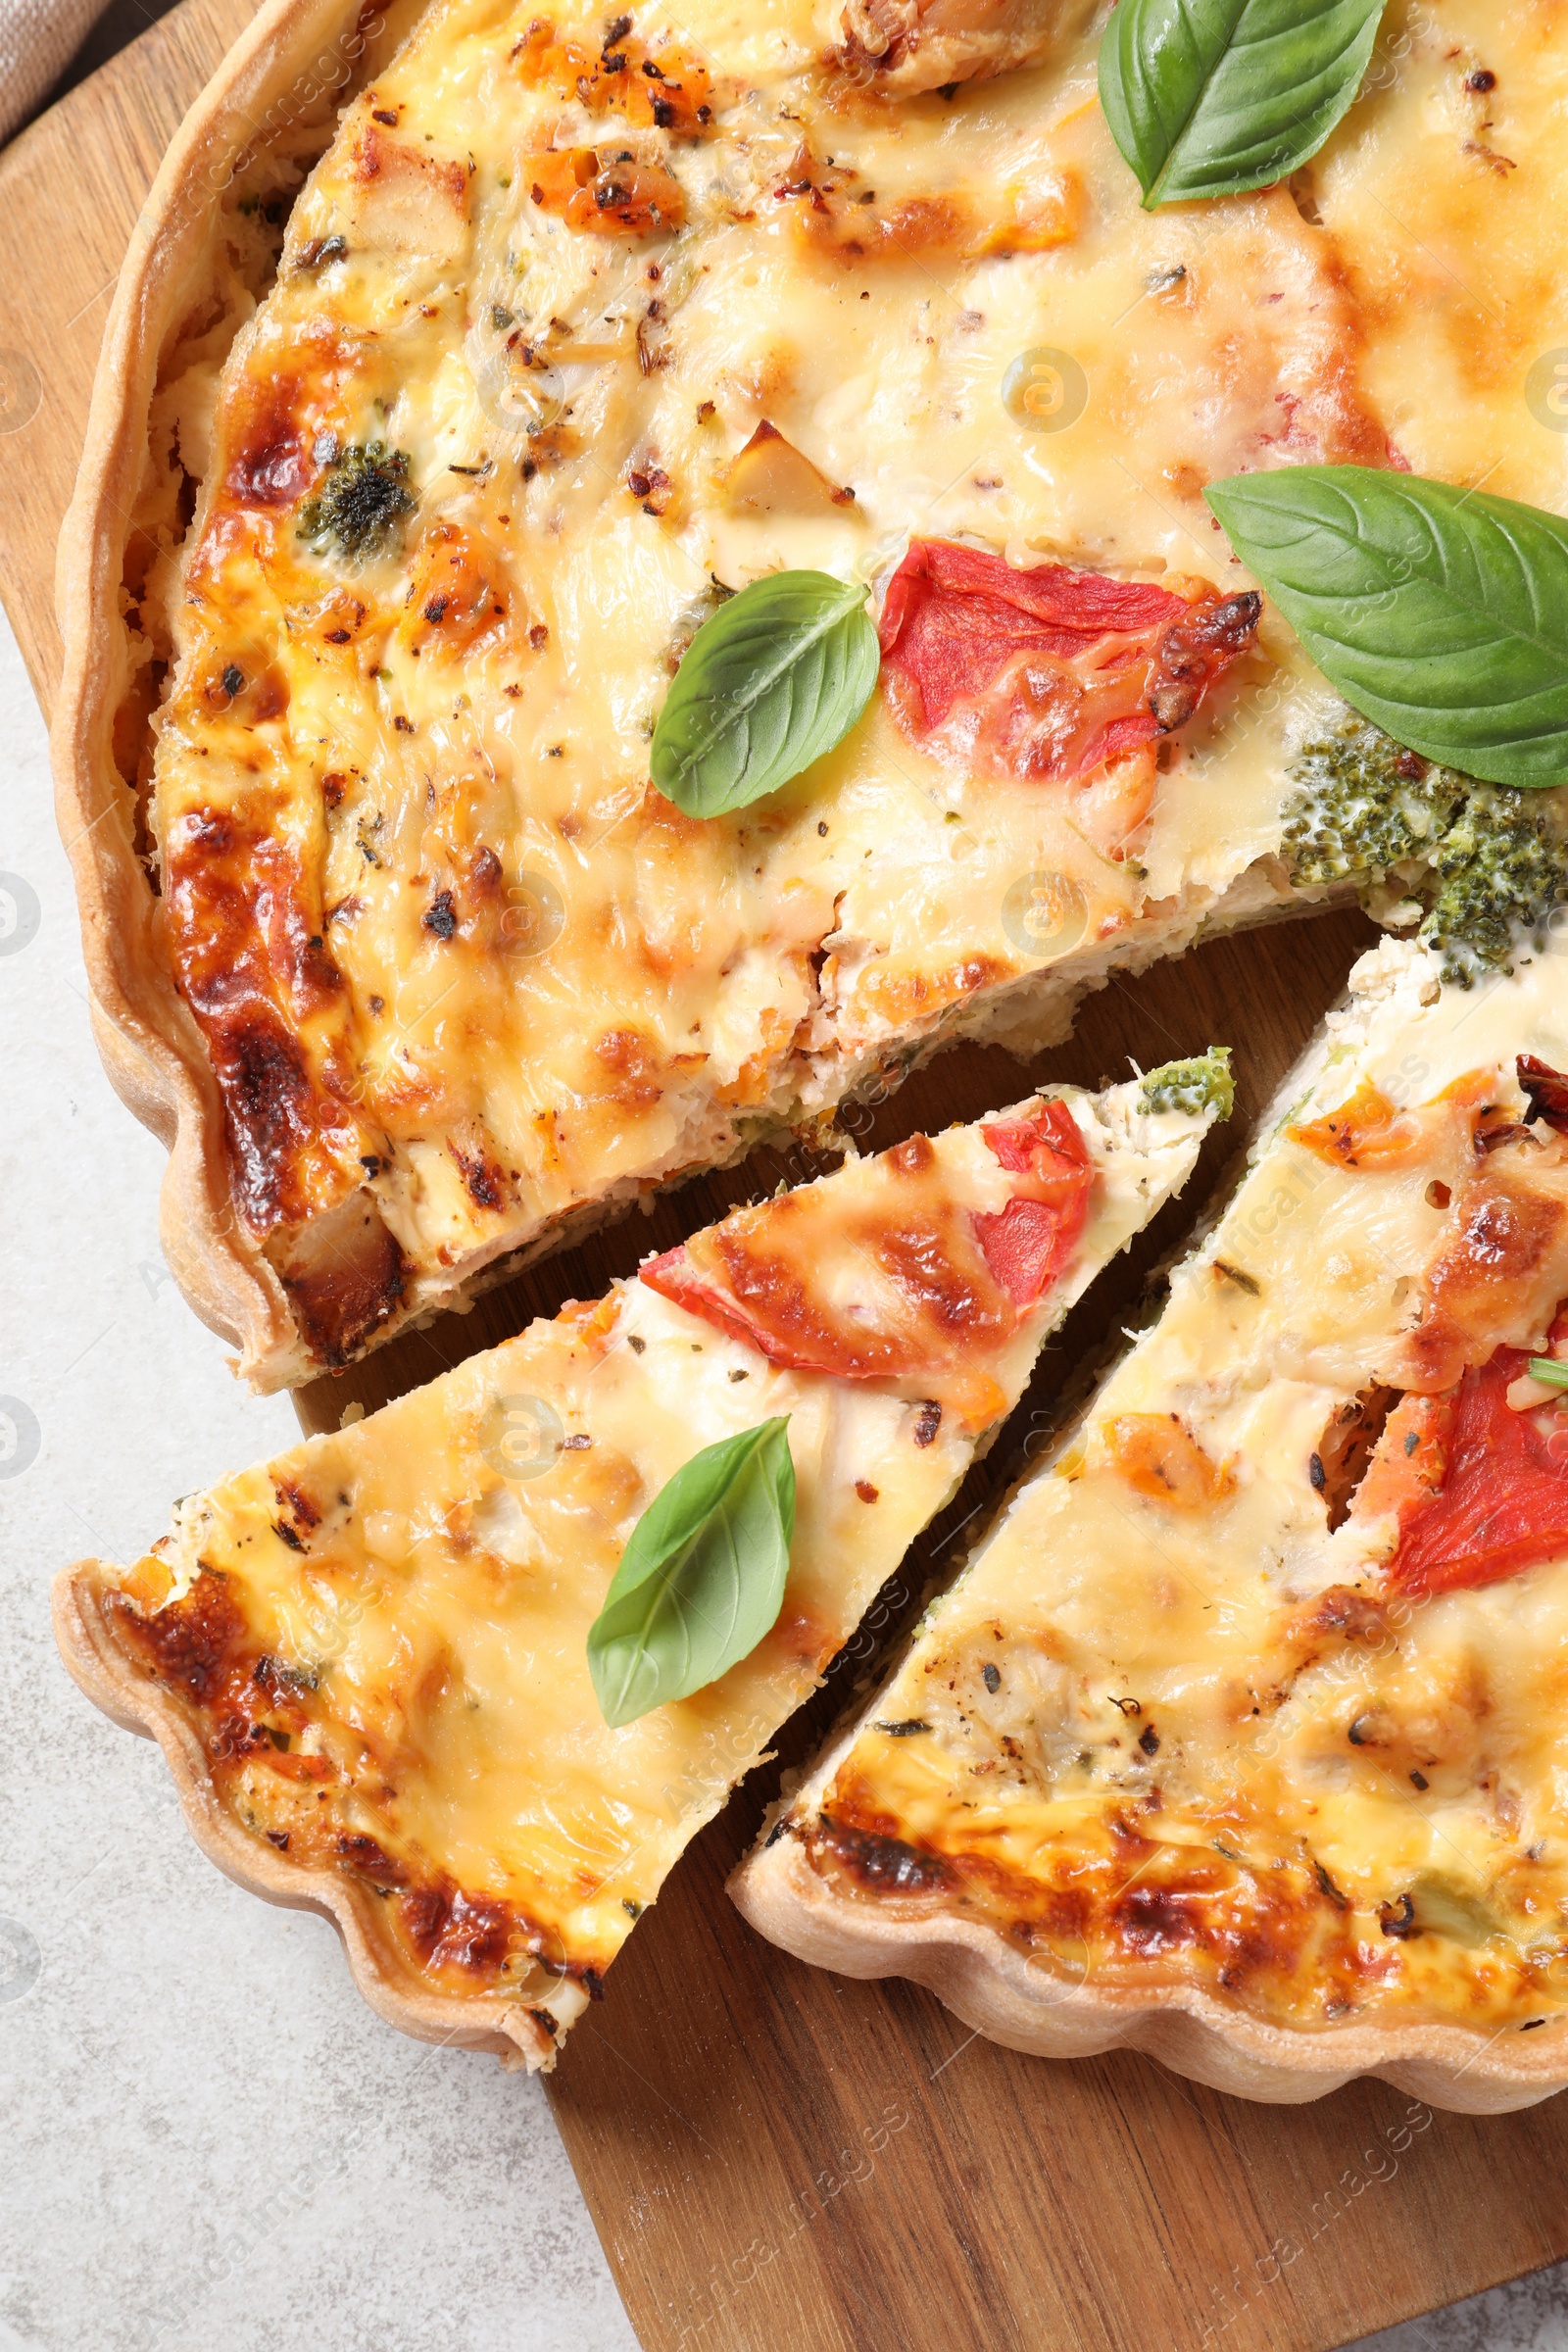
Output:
[53, 0, 424, 1380]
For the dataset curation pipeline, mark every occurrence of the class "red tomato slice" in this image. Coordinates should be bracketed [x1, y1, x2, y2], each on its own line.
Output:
[974, 1101, 1092, 1306]
[637, 1245, 794, 1362]
[639, 1101, 1094, 1372]
[970, 1198, 1077, 1309]
[639, 1215, 1012, 1382]
[980, 1100, 1089, 1191]
[1390, 1346, 1568, 1598]
[877, 539, 1259, 784]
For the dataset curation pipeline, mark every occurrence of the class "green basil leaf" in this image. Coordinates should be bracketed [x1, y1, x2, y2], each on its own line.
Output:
[1099, 0, 1386, 209]
[586, 1416, 796, 1728]
[1205, 466, 1568, 790]
[650, 570, 879, 818]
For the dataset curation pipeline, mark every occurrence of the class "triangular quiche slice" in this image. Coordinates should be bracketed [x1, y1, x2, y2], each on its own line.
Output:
[53, 1060, 1225, 2069]
[734, 940, 1568, 2113]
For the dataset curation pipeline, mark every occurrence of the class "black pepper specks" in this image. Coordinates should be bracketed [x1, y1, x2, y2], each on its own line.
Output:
[1313, 1859, 1348, 1910]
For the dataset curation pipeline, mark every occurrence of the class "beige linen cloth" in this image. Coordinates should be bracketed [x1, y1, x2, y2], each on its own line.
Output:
[1, 0, 110, 141]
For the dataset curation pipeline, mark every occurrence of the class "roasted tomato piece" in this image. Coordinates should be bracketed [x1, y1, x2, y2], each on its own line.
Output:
[973, 1101, 1092, 1306]
[1388, 1346, 1568, 1598]
[642, 1100, 1094, 1383]
[1348, 1393, 1453, 1532]
[640, 1205, 1010, 1382]
[515, 24, 713, 135]
[524, 148, 686, 236]
[1289, 1068, 1504, 1173]
[876, 539, 1259, 785]
[1104, 1412, 1236, 1511]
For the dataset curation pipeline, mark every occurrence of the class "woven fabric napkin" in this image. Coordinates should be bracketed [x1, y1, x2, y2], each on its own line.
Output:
[1, 0, 108, 142]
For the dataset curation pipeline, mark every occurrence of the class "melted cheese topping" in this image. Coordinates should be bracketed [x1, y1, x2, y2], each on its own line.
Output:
[88, 1077, 1212, 2052]
[152, 0, 1568, 1381]
[791, 941, 1568, 2041]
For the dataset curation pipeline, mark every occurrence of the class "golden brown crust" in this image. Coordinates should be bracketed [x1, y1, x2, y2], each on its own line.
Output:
[53, 1558, 554, 2069]
[729, 1776, 1568, 2117]
[53, 0, 380, 1391]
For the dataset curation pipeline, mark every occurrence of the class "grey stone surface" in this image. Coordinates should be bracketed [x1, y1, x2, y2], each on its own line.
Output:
[0, 614, 638, 2352]
[2, 608, 1559, 2350]
[1352, 2270, 1568, 2352]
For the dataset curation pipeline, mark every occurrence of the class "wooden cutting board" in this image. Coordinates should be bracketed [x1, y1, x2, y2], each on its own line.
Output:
[8, 16, 1568, 2348]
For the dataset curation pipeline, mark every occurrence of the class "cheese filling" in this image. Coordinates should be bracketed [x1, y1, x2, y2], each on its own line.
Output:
[83, 1074, 1216, 2058]
[784, 943, 1568, 2039]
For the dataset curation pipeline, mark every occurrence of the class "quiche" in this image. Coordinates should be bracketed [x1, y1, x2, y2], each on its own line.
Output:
[735, 939, 1568, 2112]
[56, 0, 1568, 1388]
[54, 1064, 1221, 2066]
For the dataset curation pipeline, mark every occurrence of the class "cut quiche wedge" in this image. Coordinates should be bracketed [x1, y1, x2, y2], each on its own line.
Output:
[53, 1062, 1225, 2069]
[61, 0, 1568, 1386]
[734, 940, 1568, 2113]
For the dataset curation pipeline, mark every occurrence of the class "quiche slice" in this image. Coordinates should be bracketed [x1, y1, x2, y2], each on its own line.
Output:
[68, 0, 1568, 1388]
[54, 1062, 1224, 2068]
[734, 940, 1568, 2113]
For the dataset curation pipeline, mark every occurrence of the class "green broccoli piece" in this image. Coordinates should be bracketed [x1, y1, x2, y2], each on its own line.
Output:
[1280, 708, 1568, 986]
[296, 440, 415, 563]
[1138, 1047, 1234, 1121]
[1421, 783, 1568, 985]
[1281, 716, 1463, 886]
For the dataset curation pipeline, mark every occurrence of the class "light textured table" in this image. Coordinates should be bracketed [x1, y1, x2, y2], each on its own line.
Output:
[0, 609, 637, 2352]
[5, 609, 1568, 2352]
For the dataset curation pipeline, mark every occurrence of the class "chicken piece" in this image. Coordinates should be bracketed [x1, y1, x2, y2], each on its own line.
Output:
[838, 0, 1064, 94]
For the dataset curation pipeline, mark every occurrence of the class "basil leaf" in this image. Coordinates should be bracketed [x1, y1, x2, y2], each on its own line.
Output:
[1099, 0, 1386, 209]
[587, 1416, 796, 1728]
[1205, 466, 1568, 790]
[650, 570, 879, 817]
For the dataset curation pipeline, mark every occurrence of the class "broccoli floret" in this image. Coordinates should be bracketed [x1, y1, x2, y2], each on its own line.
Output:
[1281, 716, 1463, 886]
[1280, 709, 1568, 987]
[1422, 784, 1567, 985]
[1139, 1047, 1234, 1121]
[296, 440, 415, 563]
